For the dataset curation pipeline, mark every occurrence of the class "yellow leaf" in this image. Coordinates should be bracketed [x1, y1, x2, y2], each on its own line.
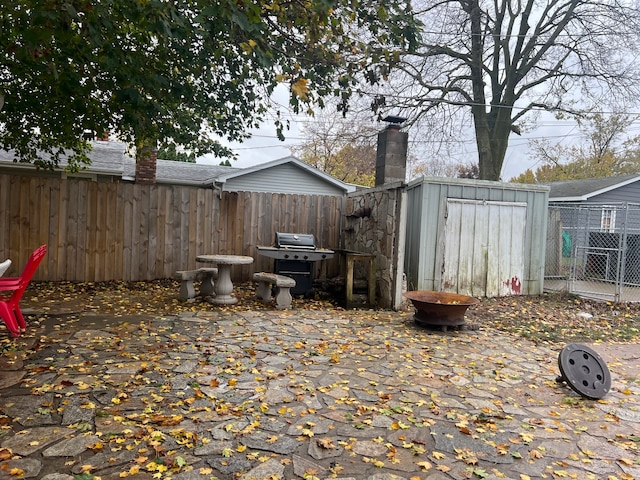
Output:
[316, 438, 335, 449]
[520, 432, 534, 444]
[237, 445, 247, 452]
[260, 403, 269, 413]
[417, 461, 432, 471]
[292, 78, 309, 100]
[436, 464, 451, 472]
[619, 458, 634, 466]
[9, 468, 25, 477]
[520, 475, 531, 480]
[432, 451, 446, 460]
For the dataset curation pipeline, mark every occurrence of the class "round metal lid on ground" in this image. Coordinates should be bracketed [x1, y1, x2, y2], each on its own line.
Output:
[556, 343, 611, 399]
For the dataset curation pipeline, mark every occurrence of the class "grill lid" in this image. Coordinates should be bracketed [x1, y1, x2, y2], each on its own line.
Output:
[275, 232, 316, 249]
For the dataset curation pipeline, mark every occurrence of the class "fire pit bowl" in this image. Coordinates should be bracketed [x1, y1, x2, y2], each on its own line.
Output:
[403, 290, 480, 329]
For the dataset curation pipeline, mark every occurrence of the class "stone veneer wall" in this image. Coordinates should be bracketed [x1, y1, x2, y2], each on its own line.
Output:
[341, 181, 406, 309]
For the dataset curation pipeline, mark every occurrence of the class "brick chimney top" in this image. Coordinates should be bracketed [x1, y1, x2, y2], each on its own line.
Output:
[375, 117, 408, 186]
[135, 146, 157, 184]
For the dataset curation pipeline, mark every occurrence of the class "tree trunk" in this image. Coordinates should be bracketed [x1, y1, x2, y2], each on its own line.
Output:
[467, 0, 503, 181]
[475, 118, 497, 180]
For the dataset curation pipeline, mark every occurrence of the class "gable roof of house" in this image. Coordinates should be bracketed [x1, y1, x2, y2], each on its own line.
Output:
[0, 141, 355, 194]
[547, 174, 640, 201]
[214, 156, 356, 193]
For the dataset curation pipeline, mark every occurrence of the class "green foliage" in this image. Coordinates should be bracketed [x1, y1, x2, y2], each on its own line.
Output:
[158, 144, 195, 163]
[0, 0, 419, 169]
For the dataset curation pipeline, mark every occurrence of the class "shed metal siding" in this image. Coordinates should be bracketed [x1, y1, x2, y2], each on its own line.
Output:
[404, 177, 549, 296]
[222, 163, 346, 195]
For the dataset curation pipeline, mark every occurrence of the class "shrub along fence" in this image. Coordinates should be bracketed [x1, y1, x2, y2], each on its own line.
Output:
[0, 175, 344, 283]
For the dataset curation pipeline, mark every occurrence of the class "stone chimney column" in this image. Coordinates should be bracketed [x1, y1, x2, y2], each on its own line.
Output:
[135, 145, 157, 184]
[375, 117, 408, 186]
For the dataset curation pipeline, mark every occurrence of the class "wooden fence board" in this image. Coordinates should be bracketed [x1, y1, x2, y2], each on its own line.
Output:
[148, 184, 159, 279]
[0, 174, 344, 282]
[187, 188, 198, 267]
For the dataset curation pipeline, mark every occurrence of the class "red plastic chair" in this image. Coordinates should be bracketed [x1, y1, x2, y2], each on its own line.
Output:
[0, 245, 47, 337]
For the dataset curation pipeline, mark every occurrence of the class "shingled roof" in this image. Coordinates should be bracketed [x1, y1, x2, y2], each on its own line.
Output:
[547, 174, 640, 201]
[0, 141, 356, 194]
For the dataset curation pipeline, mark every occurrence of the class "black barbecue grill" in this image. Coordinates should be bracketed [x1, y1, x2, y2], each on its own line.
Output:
[257, 232, 334, 295]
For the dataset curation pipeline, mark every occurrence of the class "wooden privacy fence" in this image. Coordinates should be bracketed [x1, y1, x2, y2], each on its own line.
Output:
[0, 175, 345, 282]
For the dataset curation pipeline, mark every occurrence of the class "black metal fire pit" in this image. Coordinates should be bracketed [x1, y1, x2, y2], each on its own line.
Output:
[257, 232, 334, 295]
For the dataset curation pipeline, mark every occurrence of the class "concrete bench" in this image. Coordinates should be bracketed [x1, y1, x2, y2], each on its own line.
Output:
[253, 272, 296, 309]
[175, 268, 218, 302]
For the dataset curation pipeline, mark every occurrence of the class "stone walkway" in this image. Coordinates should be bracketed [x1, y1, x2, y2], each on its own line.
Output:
[0, 308, 638, 480]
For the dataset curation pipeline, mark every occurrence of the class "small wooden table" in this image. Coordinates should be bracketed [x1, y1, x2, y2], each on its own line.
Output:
[196, 254, 254, 305]
[339, 250, 376, 308]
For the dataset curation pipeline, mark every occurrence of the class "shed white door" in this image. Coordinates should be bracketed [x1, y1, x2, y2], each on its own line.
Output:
[442, 199, 527, 297]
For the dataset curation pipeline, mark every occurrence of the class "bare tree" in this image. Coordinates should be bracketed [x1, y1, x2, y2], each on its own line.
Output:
[514, 113, 640, 181]
[371, 0, 640, 180]
[292, 107, 381, 186]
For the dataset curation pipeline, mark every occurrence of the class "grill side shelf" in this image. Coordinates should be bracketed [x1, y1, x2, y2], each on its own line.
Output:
[256, 246, 335, 261]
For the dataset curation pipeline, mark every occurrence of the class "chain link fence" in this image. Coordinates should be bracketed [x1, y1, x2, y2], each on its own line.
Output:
[545, 203, 640, 302]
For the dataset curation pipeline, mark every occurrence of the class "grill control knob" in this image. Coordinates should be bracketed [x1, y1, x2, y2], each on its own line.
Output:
[304, 255, 309, 259]
[294, 254, 299, 259]
[284, 254, 289, 259]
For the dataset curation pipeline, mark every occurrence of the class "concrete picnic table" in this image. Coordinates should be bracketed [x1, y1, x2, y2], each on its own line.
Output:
[196, 254, 254, 305]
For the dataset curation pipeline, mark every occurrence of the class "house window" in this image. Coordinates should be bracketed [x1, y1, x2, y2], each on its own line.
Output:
[601, 208, 616, 232]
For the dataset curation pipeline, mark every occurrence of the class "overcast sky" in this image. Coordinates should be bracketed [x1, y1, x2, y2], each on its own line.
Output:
[197, 82, 638, 182]
[198, 114, 590, 182]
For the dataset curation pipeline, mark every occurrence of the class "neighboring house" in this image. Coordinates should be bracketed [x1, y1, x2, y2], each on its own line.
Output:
[547, 174, 640, 233]
[0, 141, 356, 195]
[545, 174, 640, 287]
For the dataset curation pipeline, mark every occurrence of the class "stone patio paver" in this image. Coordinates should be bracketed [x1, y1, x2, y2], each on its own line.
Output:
[0, 309, 638, 480]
